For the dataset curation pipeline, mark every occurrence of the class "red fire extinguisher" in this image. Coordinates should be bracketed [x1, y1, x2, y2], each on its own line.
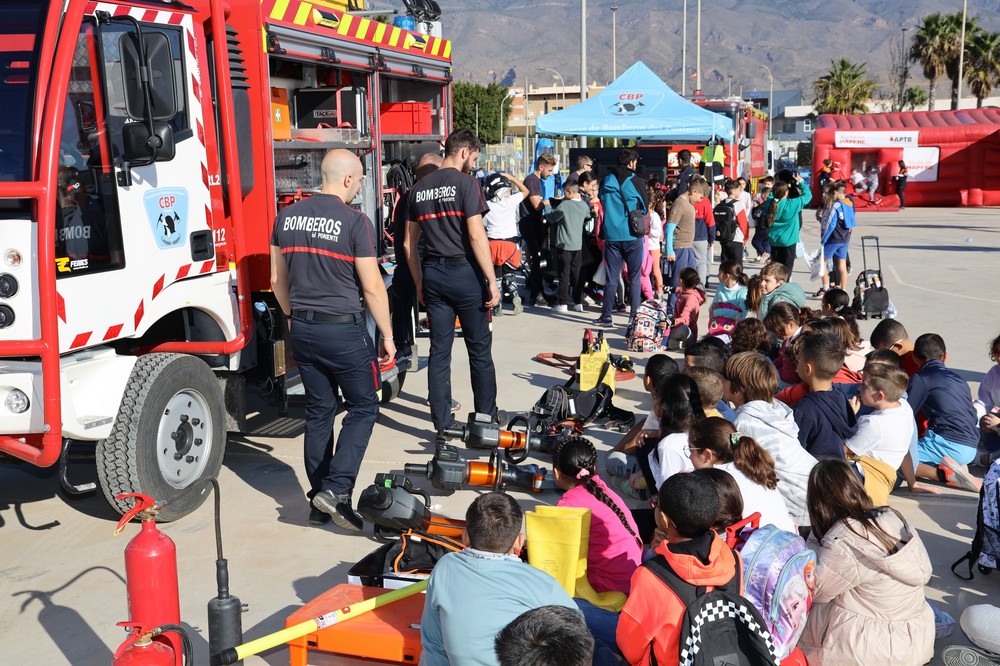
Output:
[112, 493, 188, 666]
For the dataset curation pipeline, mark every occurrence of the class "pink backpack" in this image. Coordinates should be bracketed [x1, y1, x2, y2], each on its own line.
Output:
[740, 524, 817, 660]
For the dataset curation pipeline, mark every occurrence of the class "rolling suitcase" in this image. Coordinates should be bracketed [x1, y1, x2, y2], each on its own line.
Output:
[852, 235, 890, 319]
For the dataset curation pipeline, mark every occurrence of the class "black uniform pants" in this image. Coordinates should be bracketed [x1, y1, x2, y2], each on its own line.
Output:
[720, 240, 744, 267]
[291, 314, 379, 499]
[423, 258, 498, 431]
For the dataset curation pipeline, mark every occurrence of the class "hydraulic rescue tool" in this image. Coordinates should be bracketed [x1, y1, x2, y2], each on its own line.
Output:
[404, 443, 549, 493]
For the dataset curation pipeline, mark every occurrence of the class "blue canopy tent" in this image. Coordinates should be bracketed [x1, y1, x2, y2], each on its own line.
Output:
[535, 61, 733, 141]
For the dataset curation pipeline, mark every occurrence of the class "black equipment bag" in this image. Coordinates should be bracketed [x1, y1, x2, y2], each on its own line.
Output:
[852, 235, 890, 319]
[643, 554, 779, 666]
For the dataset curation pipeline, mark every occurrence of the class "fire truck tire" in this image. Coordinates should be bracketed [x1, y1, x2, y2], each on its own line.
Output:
[96, 353, 226, 521]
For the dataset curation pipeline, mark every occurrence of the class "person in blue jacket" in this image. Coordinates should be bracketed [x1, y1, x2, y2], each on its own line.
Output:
[596, 148, 648, 326]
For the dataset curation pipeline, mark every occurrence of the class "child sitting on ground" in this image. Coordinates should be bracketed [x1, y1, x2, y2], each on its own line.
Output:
[975, 332, 1000, 458]
[775, 318, 864, 407]
[908, 333, 983, 492]
[617, 473, 739, 666]
[553, 435, 642, 595]
[684, 366, 726, 418]
[749, 262, 806, 319]
[606, 354, 679, 481]
[708, 260, 750, 338]
[420, 493, 577, 666]
[666, 267, 706, 350]
[684, 340, 737, 421]
[870, 318, 920, 376]
[650, 468, 746, 552]
[799, 459, 934, 666]
[793, 333, 858, 459]
[688, 416, 796, 532]
[724, 351, 817, 529]
[730, 318, 773, 356]
[763, 301, 806, 385]
[644, 374, 703, 492]
[844, 362, 915, 505]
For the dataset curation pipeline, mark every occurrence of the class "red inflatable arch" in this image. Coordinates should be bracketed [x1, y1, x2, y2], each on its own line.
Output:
[812, 108, 1000, 208]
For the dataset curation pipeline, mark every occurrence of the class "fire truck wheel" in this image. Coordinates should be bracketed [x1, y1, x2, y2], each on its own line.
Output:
[96, 353, 226, 521]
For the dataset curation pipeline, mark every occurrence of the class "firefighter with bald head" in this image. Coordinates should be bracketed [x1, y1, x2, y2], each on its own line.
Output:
[270, 149, 394, 531]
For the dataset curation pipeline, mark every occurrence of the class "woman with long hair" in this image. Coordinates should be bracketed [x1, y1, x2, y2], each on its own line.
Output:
[687, 417, 795, 531]
[799, 459, 934, 666]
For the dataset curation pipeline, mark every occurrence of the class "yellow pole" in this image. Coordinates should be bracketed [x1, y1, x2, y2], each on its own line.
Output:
[218, 579, 429, 664]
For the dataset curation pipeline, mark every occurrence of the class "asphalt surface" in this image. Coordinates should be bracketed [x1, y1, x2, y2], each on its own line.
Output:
[1, 205, 998, 665]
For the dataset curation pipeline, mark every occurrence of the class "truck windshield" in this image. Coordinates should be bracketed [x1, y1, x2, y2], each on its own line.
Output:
[0, 2, 47, 183]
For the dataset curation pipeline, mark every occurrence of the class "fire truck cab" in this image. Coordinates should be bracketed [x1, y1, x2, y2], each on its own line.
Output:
[0, 0, 453, 519]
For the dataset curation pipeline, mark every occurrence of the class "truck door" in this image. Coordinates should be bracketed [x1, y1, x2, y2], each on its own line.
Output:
[56, 10, 219, 353]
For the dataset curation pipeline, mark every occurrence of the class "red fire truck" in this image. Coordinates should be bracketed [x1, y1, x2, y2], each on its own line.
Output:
[0, 0, 453, 519]
[652, 98, 769, 187]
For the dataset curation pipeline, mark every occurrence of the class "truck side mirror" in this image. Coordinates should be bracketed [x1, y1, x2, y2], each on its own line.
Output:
[123, 121, 175, 163]
[120, 31, 177, 121]
[745, 122, 757, 139]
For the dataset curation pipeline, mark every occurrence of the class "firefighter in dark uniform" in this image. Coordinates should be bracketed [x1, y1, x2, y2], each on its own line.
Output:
[270, 149, 394, 531]
[404, 129, 500, 434]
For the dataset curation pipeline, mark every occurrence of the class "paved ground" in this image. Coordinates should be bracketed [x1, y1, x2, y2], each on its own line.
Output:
[2, 206, 999, 665]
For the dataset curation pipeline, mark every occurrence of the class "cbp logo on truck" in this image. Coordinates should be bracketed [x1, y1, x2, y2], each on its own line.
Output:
[144, 188, 189, 249]
[604, 90, 663, 117]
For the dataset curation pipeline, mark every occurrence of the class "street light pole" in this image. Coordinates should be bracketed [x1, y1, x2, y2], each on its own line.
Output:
[695, 0, 702, 92]
[898, 27, 909, 111]
[610, 5, 619, 80]
[538, 67, 565, 161]
[760, 65, 773, 141]
[580, 0, 587, 149]
[475, 102, 479, 140]
[957, 0, 968, 107]
[682, 0, 687, 95]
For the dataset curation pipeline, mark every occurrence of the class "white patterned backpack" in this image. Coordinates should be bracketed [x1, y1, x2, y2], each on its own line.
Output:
[952, 457, 1000, 580]
[625, 299, 669, 353]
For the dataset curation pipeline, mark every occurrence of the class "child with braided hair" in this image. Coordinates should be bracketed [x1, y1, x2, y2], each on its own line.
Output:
[554, 435, 643, 595]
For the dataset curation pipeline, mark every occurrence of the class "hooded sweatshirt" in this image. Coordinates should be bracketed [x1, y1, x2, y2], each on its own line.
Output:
[673, 287, 706, 338]
[733, 400, 817, 526]
[767, 187, 813, 247]
[793, 388, 859, 459]
[799, 509, 934, 666]
[758, 280, 807, 319]
[618, 532, 737, 666]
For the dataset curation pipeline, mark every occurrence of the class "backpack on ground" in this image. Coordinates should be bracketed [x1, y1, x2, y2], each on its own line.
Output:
[643, 552, 779, 666]
[851, 235, 890, 319]
[739, 524, 817, 660]
[951, 457, 1000, 580]
[714, 199, 738, 243]
[625, 299, 669, 352]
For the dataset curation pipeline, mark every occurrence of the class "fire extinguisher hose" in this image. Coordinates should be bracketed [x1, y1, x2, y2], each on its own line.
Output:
[153, 624, 193, 664]
[217, 578, 428, 664]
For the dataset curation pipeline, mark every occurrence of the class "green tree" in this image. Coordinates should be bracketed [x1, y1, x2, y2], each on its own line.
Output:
[812, 59, 877, 115]
[942, 12, 981, 110]
[452, 82, 512, 144]
[903, 86, 929, 111]
[965, 30, 1000, 108]
[910, 13, 950, 111]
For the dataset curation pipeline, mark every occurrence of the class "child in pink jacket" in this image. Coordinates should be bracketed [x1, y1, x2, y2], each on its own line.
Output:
[667, 267, 706, 350]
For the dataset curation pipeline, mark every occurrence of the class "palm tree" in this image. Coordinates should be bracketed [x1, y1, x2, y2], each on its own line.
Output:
[813, 59, 877, 115]
[910, 13, 949, 111]
[903, 87, 929, 111]
[966, 30, 1000, 108]
[942, 12, 981, 110]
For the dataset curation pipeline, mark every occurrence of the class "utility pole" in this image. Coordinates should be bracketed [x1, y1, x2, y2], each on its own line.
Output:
[610, 5, 619, 79]
[475, 102, 479, 140]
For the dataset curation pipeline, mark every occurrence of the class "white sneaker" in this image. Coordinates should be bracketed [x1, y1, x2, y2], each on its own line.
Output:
[572, 304, 584, 312]
[940, 456, 983, 492]
[943, 645, 1000, 666]
[551, 304, 568, 312]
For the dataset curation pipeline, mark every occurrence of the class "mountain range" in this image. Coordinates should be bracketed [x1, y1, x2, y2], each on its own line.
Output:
[436, 0, 1000, 102]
